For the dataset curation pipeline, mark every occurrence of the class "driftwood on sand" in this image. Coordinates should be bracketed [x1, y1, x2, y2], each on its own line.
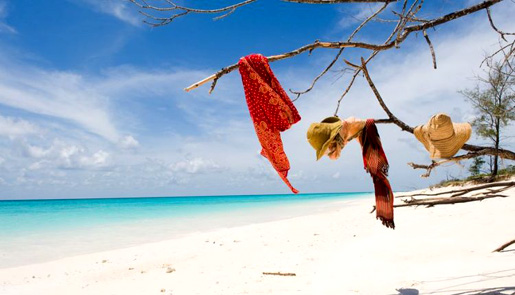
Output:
[493, 239, 515, 252]
[393, 181, 514, 208]
[262, 272, 296, 276]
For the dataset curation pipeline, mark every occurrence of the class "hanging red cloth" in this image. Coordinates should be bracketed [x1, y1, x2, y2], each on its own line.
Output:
[359, 119, 395, 229]
[238, 54, 301, 193]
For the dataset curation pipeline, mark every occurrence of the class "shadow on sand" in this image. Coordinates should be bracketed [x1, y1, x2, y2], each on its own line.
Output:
[393, 269, 515, 295]
[395, 286, 515, 295]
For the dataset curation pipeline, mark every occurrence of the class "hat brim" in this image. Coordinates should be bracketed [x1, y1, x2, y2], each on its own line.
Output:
[316, 122, 342, 160]
[415, 123, 471, 159]
[431, 122, 471, 158]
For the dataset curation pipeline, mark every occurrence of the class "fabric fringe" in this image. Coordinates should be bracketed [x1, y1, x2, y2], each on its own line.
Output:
[360, 119, 395, 229]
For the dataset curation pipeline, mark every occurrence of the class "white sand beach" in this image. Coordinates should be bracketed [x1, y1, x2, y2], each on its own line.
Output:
[1, 180, 514, 295]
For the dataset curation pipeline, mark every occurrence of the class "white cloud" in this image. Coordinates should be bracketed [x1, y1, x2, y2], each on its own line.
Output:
[169, 157, 221, 174]
[0, 66, 120, 142]
[119, 135, 140, 149]
[1, 1, 514, 199]
[337, 3, 385, 30]
[79, 150, 109, 168]
[19, 140, 111, 171]
[0, 1, 16, 34]
[24, 144, 52, 159]
[76, 0, 141, 26]
[0, 116, 40, 137]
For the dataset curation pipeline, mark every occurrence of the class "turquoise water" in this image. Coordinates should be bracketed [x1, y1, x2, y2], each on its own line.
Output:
[0, 192, 369, 268]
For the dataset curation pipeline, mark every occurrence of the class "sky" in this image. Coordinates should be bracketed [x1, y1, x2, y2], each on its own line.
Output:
[0, 0, 514, 199]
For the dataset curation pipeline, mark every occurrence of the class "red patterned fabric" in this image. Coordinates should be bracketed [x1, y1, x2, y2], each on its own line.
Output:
[359, 119, 395, 229]
[238, 54, 301, 193]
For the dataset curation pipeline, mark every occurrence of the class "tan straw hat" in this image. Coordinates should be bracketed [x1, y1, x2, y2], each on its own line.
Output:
[307, 116, 342, 160]
[414, 113, 471, 159]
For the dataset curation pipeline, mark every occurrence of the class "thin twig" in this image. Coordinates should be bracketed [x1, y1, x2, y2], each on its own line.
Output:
[289, 2, 390, 100]
[184, 0, 502, 92]
[262, 272, 296, 276]
[398, 181, 515, 198]
[423, 30, 437, 69]
[395, 194, 508, 208]
[486, 7, 514, 42]
[359, 57, 413, 132]
[130, 0, 257, 26]
[407, 150, 503, 177]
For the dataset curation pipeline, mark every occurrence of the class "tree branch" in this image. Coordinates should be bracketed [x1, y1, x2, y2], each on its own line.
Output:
[184, 0, 503, 92]
[423, 29, 437, 69]
[493, 239, 515, 252]
[283, 0, 395, 3]
[359, 57, 414, 132]
[289, 2, 390, 99]
[395, 194, 508, 208]
[408, 147, 515, 177]
[398, 181, 515, 198]
[334, 0, 420, 113]
[486, 7, 515, 42]
[130, 0, 258, 26]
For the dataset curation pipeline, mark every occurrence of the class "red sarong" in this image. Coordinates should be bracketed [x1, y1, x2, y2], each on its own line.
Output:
[359, 119, 395, 229]
[238, 54, 301, 193]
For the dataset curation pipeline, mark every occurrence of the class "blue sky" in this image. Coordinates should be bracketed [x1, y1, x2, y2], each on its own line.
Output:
[0, 0, 513, 199]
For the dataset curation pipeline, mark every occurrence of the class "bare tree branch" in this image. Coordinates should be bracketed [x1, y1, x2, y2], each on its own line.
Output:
[398, 181, 515, 198]
[408, 147, 515, 177]
[138, 0, 514, 171]
[184, 0, 503, 92]
[129, 0, 258, 26]
[395, 194, 508, 208]
[493, 239, 515, 252]
[289, 2, 390, 99]
[356, 57, 515, 169]
[359, 57, 414, 132]
[283, 0, 396, 3]
[333, 0, 419, 114]
[423, 29, 437, 69]
[486, 7, 515, 42]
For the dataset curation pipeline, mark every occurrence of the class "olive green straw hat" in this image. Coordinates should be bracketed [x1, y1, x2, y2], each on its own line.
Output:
[306, 116, 342, 160]
[414, 113, 472, 159]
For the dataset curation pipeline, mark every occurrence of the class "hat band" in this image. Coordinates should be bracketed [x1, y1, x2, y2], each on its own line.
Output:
[428, 130, 455, 142]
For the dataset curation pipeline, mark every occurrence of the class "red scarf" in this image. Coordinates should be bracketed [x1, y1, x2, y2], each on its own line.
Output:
[359, 119, 395, 229]
[238, 54, 301, 193]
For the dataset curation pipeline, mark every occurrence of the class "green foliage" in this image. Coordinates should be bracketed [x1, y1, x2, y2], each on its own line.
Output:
[468, 156, 485, 176]
[499, 165, 515, 176]
[433, 164, 515, 188]
[460, 59, 515, 176]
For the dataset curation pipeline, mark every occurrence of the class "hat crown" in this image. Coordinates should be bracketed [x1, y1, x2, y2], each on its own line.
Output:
[428, 113, 454, 140]
[307, 124, 333, 150]
[306, 117, 342, 160]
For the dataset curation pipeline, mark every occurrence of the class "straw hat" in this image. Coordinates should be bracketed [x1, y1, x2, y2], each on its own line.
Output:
[414, 113, 471, 159]
[307, 116, 342, 160]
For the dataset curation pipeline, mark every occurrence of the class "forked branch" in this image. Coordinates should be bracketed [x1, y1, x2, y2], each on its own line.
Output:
[183, 0, 503, 92]
[129, 0, 258, 26]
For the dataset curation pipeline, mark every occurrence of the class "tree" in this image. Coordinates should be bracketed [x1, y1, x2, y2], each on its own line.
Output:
[461, 58, 515, 178]
[129, 0, 515, 177]
[469, 156, 485, 177]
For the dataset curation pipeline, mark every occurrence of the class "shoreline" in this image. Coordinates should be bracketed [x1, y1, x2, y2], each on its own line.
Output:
[1, 181, 514, 294]
[0, 193, 368, 269]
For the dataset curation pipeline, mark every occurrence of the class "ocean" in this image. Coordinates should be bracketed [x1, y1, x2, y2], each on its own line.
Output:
[0, 192, 370, 268]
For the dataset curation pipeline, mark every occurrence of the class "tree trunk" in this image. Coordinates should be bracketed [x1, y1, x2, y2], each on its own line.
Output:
[493, 117, 500, 177]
